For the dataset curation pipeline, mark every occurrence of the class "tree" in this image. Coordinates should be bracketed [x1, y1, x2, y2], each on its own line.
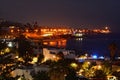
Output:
[14, 35, 34, 66]
[0, 40, 7, 50]
[65, 69, 78, 80]
[33, 21, 38, 29]
[0, 40, 18, 79]
[93, 70, 107, 79]
[48, 61, 66, 80]
[102, 61, 112, 74]
[37, 53, 44, 64]
[48, 59, 79, 80]
[81, 61, 96, 77]
[108, 42, 117, 61]
[24, 22, 32, 29]
[112, 71, 120, 80]
[32, 71, 50, 80]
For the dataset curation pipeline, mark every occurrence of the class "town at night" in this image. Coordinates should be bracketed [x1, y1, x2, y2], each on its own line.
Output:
[0, 0, 120, 80]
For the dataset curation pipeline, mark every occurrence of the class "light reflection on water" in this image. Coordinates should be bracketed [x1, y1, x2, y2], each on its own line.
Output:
[42, 33, 120, 56]
[43, 39, 67, 48]
[66, 34, 120, 56]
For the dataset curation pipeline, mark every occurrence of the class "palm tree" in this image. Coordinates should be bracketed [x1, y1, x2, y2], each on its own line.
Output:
[108, 42, 117, 61]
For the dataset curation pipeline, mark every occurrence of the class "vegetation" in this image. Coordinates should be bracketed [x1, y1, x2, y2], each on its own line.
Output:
[92, 70, 107, 79]
[0, 25, 119, 79]
[0, 40, 18, 79]
[37, 53, 44, 64]
[65, 69, 78, 80]
[108, 42, 117, 61]
[14, 35, 34, 66]
[32, 71, 50, 80]
[0, 38, 119, 80]
[112, 71, 120, 80]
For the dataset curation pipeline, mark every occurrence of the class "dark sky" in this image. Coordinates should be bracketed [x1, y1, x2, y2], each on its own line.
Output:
[0, 0, 120, 32]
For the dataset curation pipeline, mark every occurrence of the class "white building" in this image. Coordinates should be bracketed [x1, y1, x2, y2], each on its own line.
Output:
[43, 48, 76, 61]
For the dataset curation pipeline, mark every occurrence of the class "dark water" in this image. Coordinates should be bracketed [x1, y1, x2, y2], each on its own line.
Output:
[66, 33, 120, 56]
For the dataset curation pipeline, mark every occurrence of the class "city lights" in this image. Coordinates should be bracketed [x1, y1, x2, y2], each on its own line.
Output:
[0, 0, 120, 79]
[92, 55, 98, 59]
[70, 63, 78, 68]
[7, 42, 13, 47]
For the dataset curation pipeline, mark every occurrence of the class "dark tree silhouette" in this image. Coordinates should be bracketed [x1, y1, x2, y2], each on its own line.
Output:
[33, 21, 38, 28]
[32, 71, 50, 80]
[112, 71, 120, 80]
[0, 41, 18, 79]
[0, 41, 7, 50]
[93, 70, 107, 79]
[65, 69, 78, 80]
[14, 35, 34, 65]
[37, 53, 44, 64]
[108, 42, 117, 61]
[48, 59, 79, 80]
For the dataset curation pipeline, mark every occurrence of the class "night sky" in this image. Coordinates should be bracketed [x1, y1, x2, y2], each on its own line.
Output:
[0, 0, 120, 32]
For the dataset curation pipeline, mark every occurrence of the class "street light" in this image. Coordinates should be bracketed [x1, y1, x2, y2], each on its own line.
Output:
[70, 63, 78, 69]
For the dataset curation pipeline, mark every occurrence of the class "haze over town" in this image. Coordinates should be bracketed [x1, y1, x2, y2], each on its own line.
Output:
[0, 0, 120, 32]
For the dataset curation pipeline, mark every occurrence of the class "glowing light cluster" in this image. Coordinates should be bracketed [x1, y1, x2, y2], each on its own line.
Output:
[70, 63, 78, 68]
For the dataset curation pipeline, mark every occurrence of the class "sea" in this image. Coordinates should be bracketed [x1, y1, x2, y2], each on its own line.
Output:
[65, 33, 120, 57]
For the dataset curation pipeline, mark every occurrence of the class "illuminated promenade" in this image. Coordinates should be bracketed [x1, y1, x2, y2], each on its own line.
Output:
[0, 26, 111, 40]
[23, 26, 110, 38]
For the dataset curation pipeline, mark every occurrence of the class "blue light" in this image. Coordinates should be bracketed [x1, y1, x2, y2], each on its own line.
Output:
[99, 56, 104, 59]
[92, 55, 97, 59]
[78, 59, 85, 62]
